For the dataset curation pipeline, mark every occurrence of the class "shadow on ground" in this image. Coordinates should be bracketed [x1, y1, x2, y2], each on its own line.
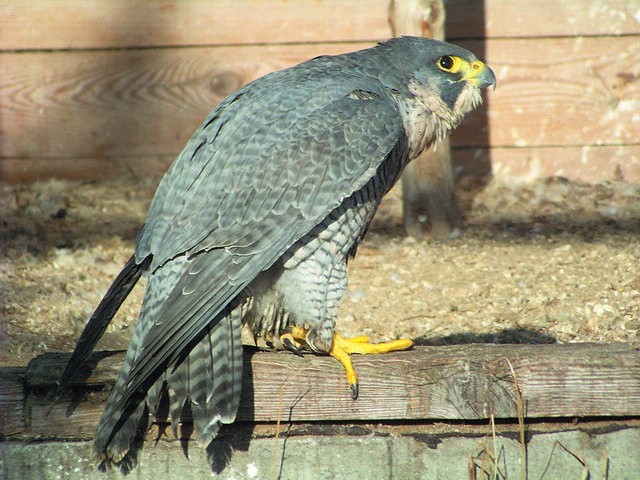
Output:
[414, 327, 557, 346]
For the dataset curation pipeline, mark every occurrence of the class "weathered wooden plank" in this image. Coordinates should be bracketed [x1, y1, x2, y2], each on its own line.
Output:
[452, 145, 640, 182]
[0, 0, 391, 50]
[4, 145, 639, 184]
[447, 0, 640, 39]
[455, 36, 640, 149]
[0, 156, 175, 183]
[0, 43, 374, 160]
[18, 344, 640, 438]
[28, 392, 105, 440]
[1, 37, 637, 167]
[3, 0, 638, 51]
[0, 367, 26, 437]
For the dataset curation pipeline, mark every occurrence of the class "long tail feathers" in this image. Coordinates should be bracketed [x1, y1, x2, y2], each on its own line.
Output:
[94, 312, 243, 470]
[92, 257, 244, 470]
[181, 305, 243, 443]
[56, 254, 149, 398]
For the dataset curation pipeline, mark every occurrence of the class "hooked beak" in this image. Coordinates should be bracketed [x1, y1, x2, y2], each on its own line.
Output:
[464, 60, 497, 90]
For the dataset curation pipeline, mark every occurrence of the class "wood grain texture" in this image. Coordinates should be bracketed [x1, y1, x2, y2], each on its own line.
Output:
[0, 43, 374, 161]
[453, 145, 640, 182]
[2, 1, 639, 183]
[456, 37, 640, 148]
[0, 368, 26, 437]
[16, 344, 640, 438]
[3, 0, 638, 50]
[0, 156, 175, 183]
[2, 37, 638, 170]
[0, 0, 391, 50]
[402, 140, 464, 239]
[4, 145, 638, 184]
[446, 0, 640, 39]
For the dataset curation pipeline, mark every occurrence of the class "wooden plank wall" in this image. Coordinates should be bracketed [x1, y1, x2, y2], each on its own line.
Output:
[448, 0, 640, 182]
[1, 0, 639, 183]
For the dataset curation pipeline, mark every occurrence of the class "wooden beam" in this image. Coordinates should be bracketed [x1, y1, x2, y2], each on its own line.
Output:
[0, 156, 175, 183]
[452, 145, 640, 183]
[2, 0, 640, 185]
[446, 0, 640, 39]
[3, 144, 640, 185]
[0, 368, 26, 437]
[458, 36, 640, 149]
[12, 343, 640, 439]
[0, 0, 391, 50]
[3, 0, 637, 51]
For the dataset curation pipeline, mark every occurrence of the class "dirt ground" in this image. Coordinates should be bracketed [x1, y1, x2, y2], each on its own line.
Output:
[1, 173, 639, 366]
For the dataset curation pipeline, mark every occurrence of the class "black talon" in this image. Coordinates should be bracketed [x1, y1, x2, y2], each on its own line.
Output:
[282, 336, 303, 356]
[350, 383, 359, 400]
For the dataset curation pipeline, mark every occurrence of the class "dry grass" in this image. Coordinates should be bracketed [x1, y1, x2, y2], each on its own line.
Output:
[2, 175, 640, 367]
[467, 357, 611, 480]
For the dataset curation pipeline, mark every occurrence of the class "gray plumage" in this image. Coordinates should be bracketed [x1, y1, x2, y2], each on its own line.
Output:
[58, 36, 495, 471]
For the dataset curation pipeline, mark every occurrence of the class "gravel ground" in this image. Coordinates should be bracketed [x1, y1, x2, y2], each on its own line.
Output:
[1, 174, 639, 366]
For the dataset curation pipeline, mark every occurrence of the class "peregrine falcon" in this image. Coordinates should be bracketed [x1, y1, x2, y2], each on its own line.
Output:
[58, 36, 496, 470]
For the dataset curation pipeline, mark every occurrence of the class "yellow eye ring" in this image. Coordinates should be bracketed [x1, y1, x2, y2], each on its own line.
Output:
[437, 55, 462, 73]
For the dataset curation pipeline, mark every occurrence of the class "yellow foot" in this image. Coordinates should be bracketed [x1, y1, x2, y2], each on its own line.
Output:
[283, 326, 413, 399]
[330, 333, 413, 399]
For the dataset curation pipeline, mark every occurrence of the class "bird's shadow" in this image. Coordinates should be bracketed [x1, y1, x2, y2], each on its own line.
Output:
[147, 350, 258, 475]
[61, 350, 122, 418]
[413, 327, 557, 346]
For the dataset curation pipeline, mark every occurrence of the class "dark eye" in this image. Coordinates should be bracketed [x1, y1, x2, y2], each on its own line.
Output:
[439, 56, 454, 70]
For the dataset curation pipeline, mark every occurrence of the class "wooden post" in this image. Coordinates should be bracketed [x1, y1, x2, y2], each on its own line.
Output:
[390, 0, 463, 239]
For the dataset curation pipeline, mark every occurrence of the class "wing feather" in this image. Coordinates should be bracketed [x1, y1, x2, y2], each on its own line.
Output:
[107, 86, 408, 420]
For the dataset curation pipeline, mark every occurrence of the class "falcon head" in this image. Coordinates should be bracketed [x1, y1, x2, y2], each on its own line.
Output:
[376, 37, 496, 154]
